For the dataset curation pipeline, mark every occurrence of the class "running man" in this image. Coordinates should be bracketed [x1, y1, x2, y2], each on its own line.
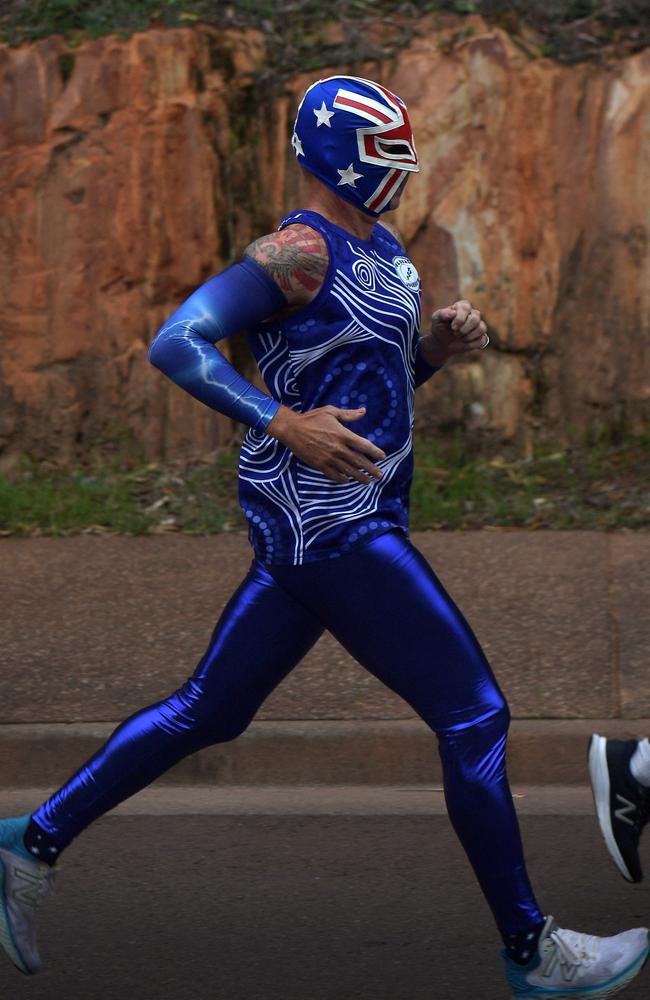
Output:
[1, 76, 648, 998]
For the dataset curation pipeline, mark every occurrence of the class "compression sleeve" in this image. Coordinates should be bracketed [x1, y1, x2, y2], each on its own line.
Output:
[148, 256, 286, 432]
[414, 337, 441, 388]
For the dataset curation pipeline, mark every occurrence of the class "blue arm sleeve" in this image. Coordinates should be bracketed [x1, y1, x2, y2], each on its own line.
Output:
[148, 255, 287, 432]
[414, 337, 441, 388]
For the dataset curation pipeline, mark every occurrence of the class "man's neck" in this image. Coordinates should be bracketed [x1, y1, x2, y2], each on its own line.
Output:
[301, 182, 376, 240]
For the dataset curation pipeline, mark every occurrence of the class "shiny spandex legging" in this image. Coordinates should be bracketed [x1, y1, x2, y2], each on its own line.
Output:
[32, 528, 542, 935]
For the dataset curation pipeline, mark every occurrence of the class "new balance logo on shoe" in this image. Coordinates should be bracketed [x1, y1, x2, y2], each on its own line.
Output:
[615, 794, 637, 827]
[11, 866, 43, 908]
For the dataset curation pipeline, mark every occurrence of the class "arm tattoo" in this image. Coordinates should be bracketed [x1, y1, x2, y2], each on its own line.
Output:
[244, 225, 329, 305]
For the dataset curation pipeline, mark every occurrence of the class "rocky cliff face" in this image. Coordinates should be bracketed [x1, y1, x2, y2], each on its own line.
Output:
[1, 18, 648, 465]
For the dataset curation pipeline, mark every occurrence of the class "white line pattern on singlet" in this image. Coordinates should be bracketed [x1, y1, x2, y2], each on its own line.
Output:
[239, 234, 420, 564]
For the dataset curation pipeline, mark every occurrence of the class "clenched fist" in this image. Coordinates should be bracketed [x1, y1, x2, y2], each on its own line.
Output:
[419, 299, 489, 368]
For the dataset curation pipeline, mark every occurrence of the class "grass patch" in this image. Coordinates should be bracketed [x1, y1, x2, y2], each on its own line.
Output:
[410, 430, 650, 530]
[1, 431, 648, 537]
[136, 449, 243, 534]
[0, 467, 151, 536]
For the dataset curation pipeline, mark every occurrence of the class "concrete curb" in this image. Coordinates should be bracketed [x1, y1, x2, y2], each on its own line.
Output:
[0, 785, 598, 816]
[2, 719, 649, 788]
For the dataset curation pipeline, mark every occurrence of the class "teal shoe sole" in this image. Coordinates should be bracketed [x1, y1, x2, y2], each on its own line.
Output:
[510, 942, 650, 998]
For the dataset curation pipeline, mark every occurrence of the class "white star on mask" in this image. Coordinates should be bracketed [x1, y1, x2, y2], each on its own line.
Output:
[291, 132, 304, 156]
[337, 163, 363, 187]
[313, 101, 335, 128]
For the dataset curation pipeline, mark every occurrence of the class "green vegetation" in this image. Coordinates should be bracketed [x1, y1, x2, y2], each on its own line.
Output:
[0, 448, 242, 536]
[409, 429, 650, 530]
[0, 466, 151, 535]
[1, 0, 648, 68]
[1, 430, 647, 537]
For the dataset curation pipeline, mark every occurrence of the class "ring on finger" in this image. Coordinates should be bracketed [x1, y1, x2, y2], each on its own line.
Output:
[480, 332, 490, 349]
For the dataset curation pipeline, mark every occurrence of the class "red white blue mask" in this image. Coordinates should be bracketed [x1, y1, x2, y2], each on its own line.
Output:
[292, 75, 419, 217]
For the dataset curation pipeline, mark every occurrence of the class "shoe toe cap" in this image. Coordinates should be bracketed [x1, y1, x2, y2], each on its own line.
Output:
[610, 927, 650, 965]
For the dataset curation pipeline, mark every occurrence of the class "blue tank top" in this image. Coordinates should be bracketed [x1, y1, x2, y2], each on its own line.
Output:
[238, 209, 422, 565]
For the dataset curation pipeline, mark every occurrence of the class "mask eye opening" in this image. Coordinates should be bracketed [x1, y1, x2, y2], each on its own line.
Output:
[381, 142, 409, 154]
[375, 139, 415, 159]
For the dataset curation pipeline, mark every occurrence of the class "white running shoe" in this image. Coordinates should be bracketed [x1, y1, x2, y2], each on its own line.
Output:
[0, 814, 61, 975]
[503, 915, 649, 998]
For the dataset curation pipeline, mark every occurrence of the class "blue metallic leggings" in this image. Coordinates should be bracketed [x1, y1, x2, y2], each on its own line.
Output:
[32, 528, 542, 935]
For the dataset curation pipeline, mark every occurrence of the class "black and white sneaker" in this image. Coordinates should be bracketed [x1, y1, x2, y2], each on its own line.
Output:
[588, 735, 650, 883]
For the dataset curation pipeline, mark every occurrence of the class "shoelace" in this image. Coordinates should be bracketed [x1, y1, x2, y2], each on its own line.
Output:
[547, 928, 597, 969]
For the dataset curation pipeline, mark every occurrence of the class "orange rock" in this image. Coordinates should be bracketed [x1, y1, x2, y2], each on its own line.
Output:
[0, 20, 648, 464]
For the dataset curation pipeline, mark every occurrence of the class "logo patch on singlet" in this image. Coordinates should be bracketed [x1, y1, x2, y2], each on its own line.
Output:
[393, 256, 420, 291]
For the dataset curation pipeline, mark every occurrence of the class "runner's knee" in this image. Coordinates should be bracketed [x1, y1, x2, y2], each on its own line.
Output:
[161, 679, 254, 745]
[437, 699, 511, 785]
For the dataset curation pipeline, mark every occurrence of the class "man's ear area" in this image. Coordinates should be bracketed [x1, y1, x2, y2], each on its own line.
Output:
[378, 218, 406, 249]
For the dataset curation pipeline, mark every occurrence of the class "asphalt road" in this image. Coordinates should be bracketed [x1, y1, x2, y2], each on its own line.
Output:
[0, 802, 648, 1000]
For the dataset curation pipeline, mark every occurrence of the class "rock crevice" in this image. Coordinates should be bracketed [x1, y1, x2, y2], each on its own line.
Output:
[0, 20, 648, 463]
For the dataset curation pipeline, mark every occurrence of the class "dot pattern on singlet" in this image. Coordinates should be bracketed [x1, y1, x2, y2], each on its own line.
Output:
[239, 210, 420, 566]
